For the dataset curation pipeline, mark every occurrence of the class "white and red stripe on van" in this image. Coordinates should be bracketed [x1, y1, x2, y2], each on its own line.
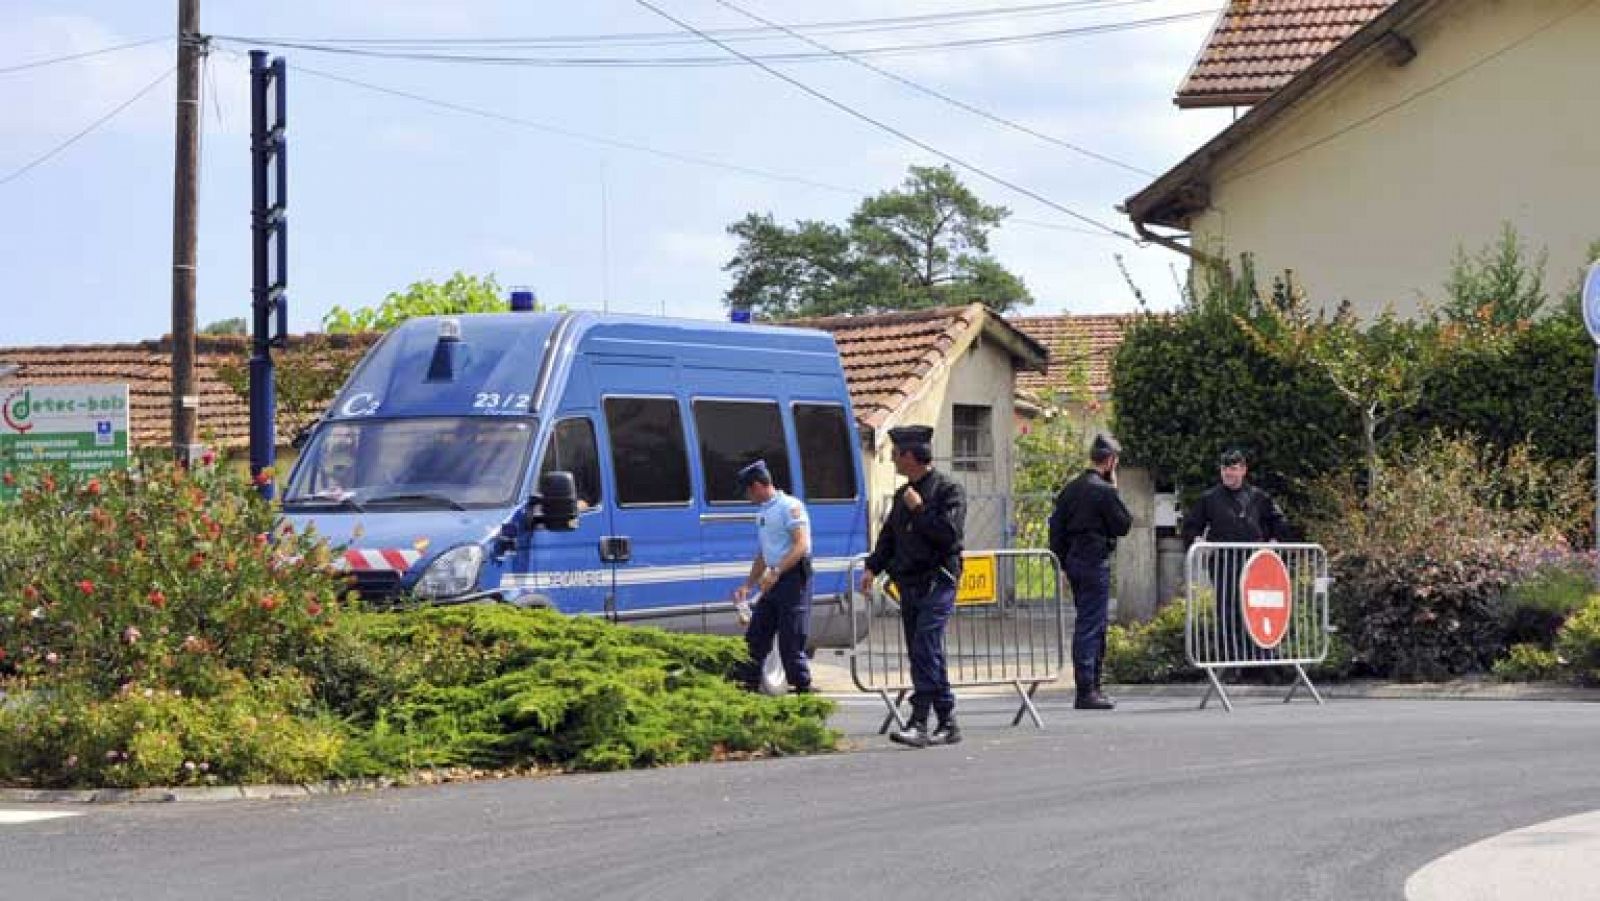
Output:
[339, 549, 424, 572]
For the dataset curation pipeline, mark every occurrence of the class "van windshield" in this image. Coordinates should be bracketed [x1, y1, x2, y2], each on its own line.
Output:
[284, 417, 535, 511]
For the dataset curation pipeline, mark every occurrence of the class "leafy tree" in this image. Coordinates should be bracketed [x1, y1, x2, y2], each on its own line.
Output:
[202, 317, 247, 336]
[323, 272, 518, 333]
[1246, 291, 1444, 495]
[724, 165, 1031, 319]
[1015, 337, 1096, 497]
[723, 214, 854, 320]
[1441, 223, 1547, 329]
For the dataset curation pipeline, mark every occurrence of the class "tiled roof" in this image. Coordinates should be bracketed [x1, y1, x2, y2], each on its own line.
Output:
[2, 309, 1050, 449]
[0, 334, 379, 450]
[1176, 0, 1394, 108]
[1008, 313, 1136, 398]
[787, 304, 1047, 433]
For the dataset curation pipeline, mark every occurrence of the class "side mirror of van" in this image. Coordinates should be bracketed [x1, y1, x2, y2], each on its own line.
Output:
[529, 471, 579, 531]
[290, 421, 318, 451]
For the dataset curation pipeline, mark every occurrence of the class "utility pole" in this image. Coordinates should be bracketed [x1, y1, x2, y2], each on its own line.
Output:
[170, 0, 205, 463]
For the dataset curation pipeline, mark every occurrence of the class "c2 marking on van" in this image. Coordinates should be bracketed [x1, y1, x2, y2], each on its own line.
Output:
[340, 393, 381, 417]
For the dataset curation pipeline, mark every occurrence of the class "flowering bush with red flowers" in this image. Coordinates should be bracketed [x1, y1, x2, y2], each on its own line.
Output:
[0, 460, 342, 696]
[0, 459, 837, 788]
[0, 460, 350, 786]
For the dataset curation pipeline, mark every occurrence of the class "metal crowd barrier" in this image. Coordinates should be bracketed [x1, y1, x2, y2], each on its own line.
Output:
[845, 548, 1068, 730]
[1185, 541, 1331, 712]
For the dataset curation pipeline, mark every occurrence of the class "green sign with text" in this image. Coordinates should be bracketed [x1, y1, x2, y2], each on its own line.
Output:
[0, 384, 130, 502]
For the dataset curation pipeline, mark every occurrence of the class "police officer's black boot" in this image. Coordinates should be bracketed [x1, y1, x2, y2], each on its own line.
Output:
[1074, 667, 1115, 710]
[931, 708, 962, 746]
[889, 709, 931, 748]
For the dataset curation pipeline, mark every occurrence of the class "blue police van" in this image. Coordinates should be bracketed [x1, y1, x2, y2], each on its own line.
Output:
[281, 311, 869, 645]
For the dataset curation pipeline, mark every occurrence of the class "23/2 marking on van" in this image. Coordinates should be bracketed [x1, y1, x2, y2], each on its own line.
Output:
[473, 392, 532, 412]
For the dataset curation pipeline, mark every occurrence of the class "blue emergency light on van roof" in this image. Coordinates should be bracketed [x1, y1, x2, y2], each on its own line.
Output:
[510, 288, 536, 312]
[425, 318, 465, 383]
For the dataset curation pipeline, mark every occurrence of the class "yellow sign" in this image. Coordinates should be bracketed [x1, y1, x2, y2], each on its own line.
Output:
[957, 555, 997, 606]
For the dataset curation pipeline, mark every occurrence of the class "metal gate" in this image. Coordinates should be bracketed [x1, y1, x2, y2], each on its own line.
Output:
[1185, 541, 1331, 712]
[846, 548, 1068, 730]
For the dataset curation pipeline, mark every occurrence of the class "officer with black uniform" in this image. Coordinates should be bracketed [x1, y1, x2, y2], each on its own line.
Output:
[1048, 433, 1133, 710]
[1181, 448, 1290, 660]
[860, 425, 967, 749]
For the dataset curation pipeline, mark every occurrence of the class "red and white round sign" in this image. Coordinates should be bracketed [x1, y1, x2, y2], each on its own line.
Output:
[1239, 549, 1293, 650]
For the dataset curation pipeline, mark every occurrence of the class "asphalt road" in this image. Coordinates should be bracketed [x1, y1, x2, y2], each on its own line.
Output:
[3, 695, 1598, 901]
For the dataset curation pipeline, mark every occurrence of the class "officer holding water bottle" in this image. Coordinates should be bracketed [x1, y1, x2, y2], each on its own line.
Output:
[732, 460, 814, 694]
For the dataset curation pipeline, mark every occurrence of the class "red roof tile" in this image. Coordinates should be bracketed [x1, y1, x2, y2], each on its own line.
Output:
[1176, 0, 1393, 108]
[1008, 314, 1135, 398]
[0, 334, 379, 451]
[785, 304, 1046, 433]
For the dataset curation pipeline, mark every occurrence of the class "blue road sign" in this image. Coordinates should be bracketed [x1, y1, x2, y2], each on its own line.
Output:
[1582, 261, 1600, 345]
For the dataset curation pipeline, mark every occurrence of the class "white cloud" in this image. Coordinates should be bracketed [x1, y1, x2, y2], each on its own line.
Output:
[656, 229, 737, 269]
[483, 244, 542, 271]
[0, 15, 174, 142]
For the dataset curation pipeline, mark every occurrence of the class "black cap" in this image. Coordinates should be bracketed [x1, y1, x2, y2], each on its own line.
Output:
[887, 425, 934, 449]
[736, 459, 772, 489]
[1220, 448, 1247, 467]
[1090, 432, 1121, 462]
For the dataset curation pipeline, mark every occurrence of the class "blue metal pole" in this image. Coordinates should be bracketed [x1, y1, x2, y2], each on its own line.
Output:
[248, 51, 276, 499]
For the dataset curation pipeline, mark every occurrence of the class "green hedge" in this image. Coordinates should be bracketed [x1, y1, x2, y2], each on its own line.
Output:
[1110, 266, 1359, 508]
[0, 463, 836, 789]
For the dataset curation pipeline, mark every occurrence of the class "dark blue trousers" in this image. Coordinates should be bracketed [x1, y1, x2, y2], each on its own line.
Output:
[1065, 556, 1111, 688]
[745, 566, 812, 690]
[898, 578, 957, 718]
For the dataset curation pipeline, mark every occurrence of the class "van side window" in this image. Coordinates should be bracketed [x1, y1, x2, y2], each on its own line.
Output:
[793, 403, 857, 501]
[540, 418, 602, 510]
[604, 397, 692, 506]
[693, 399, 793, 504]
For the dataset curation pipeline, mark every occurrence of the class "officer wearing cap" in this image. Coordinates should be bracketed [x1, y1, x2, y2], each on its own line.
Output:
[732, 459, 814, 693]
[860, 425, 967, 748]
[1182, 448, 1289, 660]
[1048, 433, 1133, 710]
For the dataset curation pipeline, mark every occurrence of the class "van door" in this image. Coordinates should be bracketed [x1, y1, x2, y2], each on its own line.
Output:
[512, 414, 610, 613]
[790, 401, 866, 605]
[596, 365, 704, 630]
[689, 394, 798, 636]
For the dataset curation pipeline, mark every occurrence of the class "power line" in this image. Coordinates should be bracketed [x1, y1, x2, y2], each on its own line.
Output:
[220, 1, 1171, 49]
[0, 67, 175, 188]
[628, 0, 1136, 240]
[712, 0, 1155, 178]
[271, 58, 1121, 239]
[214, 11, 1216, 69]
[292, 63, 869, 196]
[0, 36, 169, 77]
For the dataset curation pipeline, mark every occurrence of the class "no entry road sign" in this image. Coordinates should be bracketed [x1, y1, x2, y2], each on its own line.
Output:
[1240, 549, 1293, 650]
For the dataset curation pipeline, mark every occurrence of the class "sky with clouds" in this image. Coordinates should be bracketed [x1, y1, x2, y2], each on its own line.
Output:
[0, 0, 1233, 345]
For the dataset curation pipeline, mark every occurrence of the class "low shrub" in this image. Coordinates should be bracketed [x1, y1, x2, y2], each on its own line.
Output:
[1492, 644, 1564, 682]
[330, 607, 836, 774]
[1502, 552, 1597, 648]
[1555, 595, 1600, 686]
[1104, 597, 1197, 684]
[0, 463, 836, 788]
[0, 674, 343, 789]
[1308, 437, 1574, 680]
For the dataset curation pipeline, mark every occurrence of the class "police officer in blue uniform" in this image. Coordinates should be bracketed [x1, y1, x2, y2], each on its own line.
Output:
[732, 459, 814, 694]
[860, 425, 967, 748]
[1049, 433, 1132, 710]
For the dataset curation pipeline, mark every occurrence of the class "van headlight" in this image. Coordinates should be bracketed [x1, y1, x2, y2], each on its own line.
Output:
[414, 545, 484, 599]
